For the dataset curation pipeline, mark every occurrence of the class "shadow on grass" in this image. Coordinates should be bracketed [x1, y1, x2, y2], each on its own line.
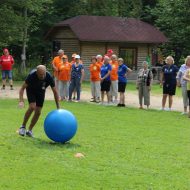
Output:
[18, 135, 81, 150]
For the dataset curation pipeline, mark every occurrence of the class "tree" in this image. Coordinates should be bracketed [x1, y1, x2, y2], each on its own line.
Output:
[152, 0, 190, 64]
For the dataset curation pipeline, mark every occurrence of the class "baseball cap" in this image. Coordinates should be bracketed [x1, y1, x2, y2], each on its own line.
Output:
[75, 55, 80, 59]
[72, 53, 77, 58]
[107, 49, 113, 54]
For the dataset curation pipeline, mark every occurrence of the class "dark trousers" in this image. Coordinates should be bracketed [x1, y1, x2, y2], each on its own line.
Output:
[69, 78, 81, 100]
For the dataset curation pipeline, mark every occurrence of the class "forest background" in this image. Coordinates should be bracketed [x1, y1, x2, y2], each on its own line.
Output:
[0, 0, 189, 78]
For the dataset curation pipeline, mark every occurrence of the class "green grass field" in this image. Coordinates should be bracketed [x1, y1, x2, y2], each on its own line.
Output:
[1, 99, 190, 190]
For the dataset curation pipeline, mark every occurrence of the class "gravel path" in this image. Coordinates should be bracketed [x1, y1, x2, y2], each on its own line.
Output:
[0, 86, 184, 112]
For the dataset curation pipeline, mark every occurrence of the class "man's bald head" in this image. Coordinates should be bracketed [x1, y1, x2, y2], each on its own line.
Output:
[36, 65, 46, 80]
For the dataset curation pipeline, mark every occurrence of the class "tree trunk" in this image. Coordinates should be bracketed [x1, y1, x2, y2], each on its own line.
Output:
[21, 7, 27, 73]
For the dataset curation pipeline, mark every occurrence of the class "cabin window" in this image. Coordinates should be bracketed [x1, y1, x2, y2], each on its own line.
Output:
[119, 48, 137, 70]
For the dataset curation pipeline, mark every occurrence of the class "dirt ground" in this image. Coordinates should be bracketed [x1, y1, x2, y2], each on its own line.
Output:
[0, 86, 184, 112]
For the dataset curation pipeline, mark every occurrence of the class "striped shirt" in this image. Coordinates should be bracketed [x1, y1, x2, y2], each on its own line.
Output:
[176, 64, 189, 86]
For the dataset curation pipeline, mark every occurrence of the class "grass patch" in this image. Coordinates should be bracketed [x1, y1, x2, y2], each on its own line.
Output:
[1, 99, 190, 190]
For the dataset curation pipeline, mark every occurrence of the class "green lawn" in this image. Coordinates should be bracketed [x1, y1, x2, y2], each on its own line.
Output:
[1, 99, 190, 190]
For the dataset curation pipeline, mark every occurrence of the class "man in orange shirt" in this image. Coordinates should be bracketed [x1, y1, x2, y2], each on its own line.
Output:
[57, 55, 71, 100]
[51, 49, 64, 90]
[96, 55, 103, 67]
[110, 54, 119, 103]
[89, 56, 101, 102]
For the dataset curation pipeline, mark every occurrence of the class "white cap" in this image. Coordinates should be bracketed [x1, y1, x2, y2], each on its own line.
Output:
[75, 55, 80, 59]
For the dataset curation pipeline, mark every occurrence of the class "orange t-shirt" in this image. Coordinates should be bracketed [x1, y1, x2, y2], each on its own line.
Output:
[52, 56, 62, 78]
[58, 62, 71, 81]
[96, 61, 103, 67]
[89, 63, 101, 81]
[110, 61, 118, 81]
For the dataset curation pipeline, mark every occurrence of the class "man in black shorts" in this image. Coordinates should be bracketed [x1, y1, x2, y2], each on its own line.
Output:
[18, 65, 60, 137]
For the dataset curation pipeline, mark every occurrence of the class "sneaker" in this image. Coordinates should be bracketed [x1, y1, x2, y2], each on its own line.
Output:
[181, 112, 188, 115]
[1, 86, 5, 90]
[26, 130, 34, 137]
[10, 86, 14, 90]
[19, 127, 26, 136]
[114, 100, 118, 104]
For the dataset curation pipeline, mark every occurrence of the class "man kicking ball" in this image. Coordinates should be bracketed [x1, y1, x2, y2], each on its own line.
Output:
[18, 65, 60, 137]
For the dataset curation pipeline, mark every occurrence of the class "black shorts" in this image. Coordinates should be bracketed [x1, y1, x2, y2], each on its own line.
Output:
[26, 89, 45, 107]
[118, 82, 126, 92]
[163, 83, 176, 96]
[101, 80, 111, 92]
[187, 90, 190, 106]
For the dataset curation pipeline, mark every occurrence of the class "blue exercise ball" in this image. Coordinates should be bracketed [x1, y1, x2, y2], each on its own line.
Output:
[44, 109, 77, 143]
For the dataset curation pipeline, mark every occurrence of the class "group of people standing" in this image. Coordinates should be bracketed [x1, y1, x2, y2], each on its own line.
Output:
[52, 48, 154, 108]
[89, 53, 132, 106]
[51, 49, 190, 117]
[52, 49, 84, 102]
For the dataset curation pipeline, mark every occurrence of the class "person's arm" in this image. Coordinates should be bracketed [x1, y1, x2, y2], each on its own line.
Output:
[101, 70, 111, 81]
[183, 70, 190, 82]
[11, 55, 14, 65]
[160, 71, 164, 87]
[176, 71, 182, 87]
[18, 82, 28, 108]
[148, 71, 153, 91]
[51, 86, 60, 109]
[80, 68, 85, 84]
[125, 67, 132, 77]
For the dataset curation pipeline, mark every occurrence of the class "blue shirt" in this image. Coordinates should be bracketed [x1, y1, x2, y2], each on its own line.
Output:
[118, 64, 128, 83]
[71, 63, 84, 79]
[100, 63, 112, 81]
[162, 64, 178, 84]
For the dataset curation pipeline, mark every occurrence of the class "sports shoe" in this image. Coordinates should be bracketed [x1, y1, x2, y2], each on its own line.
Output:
[19, 127, 26, 136]
[181, 112, 188, 115]
[1, 86, 5, 90]
[10, 86, 14, 90]
[26, 130, 34, 137]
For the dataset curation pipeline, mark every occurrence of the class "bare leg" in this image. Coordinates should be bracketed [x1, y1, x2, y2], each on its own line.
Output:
[119, 92, 122, 104]
[22, 103, 36, 127]
[121, 92, 125, 105]
[162, 94, 167, 109]
[2, 79, 6, 86]
[106, 91, 110, 103]
[169, 95, 173, 109]
[184, 106, 187, 113]
[9, 79, 13, 86]
[101, 91, 104, 103]
[28, 107, 42, 131]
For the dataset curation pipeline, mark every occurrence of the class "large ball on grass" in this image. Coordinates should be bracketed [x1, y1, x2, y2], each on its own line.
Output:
[44, 109, 77, 143]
